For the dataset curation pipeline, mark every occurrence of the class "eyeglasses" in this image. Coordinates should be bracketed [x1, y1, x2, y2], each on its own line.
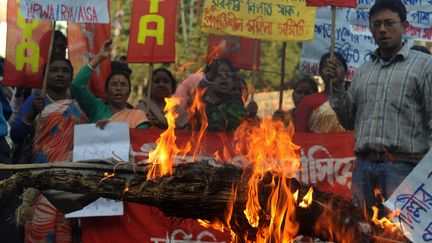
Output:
[217, 71, 236, 78]
[370, 19, 401, 30]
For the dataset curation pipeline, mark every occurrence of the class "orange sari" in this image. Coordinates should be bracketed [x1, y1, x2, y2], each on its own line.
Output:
[25, 99, 87, 243]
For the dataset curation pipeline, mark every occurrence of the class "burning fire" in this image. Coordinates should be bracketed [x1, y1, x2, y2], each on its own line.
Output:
[147, 97, 190, 180]
[299, 187, 313, 208]
[234, 118, 301, 241]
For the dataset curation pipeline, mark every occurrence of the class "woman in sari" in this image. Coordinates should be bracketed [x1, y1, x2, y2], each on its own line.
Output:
[295, 52, 347, 133]
[72, 39, 149, 128]
[10, 57, 88, 243]
[136, 68, 188, 129]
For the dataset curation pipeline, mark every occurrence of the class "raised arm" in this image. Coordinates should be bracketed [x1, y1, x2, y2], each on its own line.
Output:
[71, 39, 112, 122]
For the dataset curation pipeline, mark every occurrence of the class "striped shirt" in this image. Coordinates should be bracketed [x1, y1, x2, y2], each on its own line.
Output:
[329, 44, 432, 154]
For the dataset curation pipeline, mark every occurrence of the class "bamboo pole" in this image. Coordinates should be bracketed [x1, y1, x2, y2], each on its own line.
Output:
[329, 6, 337, 95]
[279, 42, 287, 110]
[40, 21, 57, 98]
[146, 63, 154, 99]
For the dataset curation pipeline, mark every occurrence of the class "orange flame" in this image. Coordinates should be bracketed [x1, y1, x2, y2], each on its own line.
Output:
[234, 118, 301, 241]
[299, 187, 313, 208]
[186, 87, 208, 161]
[99, 172, 115, 183]
[371, 206, 401, 236]
[147, 97, 190, 180]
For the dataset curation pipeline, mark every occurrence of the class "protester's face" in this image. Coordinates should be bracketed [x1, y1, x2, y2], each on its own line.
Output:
[151, 71, 173, 101]
[232, 79, 246, 102]
[212, 63, 235, 95]
[106, 74, 131, 107]
[47, 60, 72, 92]
[53, 38, 67, 58]
[293, 82, 314, 107]
[319, 57, 345, 87]
[369, 9, 407, 54]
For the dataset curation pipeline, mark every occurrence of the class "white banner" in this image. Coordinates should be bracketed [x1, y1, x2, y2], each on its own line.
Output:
[350, 6, 432, 42]
[299, 7, 377, 80]
[20, 0, 110, 23]
[384, 149, 432, 243]
[357, 0, 432, 11]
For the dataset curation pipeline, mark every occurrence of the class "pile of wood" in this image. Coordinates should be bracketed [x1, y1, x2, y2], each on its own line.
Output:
[0, 161, 410, 242]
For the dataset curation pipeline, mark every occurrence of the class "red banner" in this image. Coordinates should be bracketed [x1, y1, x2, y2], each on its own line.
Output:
[82, 130, 355, 243]
[3, 0, 52, 88]
[127, 0, 177, 63]
[68, 23, 111, 98]
[207, 35, 260, 70]
[306, 0, 357, 8]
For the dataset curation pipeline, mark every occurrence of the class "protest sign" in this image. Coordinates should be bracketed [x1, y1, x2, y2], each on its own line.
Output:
[127, 0, 177, 63]
[349, 7, 432, 42]
[201, 0, 316, 41]
[357, 0, 432, 11]
[3, 0, 51, 88]
[71, 122, 130, 218]
[384, 149, 432, 243]
[73, 122, 130, 162]
[307, 0, 356, 8]
[20, 0, 109, 23]
[207, 34, 260, 70]
[299, 7, 377, 80]
[68, 23, 111, 98]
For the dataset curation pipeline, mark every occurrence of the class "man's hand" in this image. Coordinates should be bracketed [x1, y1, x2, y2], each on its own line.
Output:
[323, 57, 346, 87]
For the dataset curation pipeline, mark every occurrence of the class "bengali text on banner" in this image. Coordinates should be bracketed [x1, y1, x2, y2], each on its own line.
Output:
[201, 0, 316, 41]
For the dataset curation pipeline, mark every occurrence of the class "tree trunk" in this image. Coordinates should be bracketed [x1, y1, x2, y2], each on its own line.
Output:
[0, 161, 410, 242]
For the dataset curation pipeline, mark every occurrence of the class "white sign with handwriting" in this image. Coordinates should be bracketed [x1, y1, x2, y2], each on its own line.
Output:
[73, 122, 130, 162]
[384, 149, 432, 242]
[68, 122, 130, 218]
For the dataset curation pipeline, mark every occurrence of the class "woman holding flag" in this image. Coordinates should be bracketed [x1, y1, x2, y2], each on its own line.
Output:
[10, 57, 88, 243]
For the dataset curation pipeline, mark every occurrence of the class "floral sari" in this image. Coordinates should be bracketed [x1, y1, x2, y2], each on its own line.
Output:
[25, 99, 87, 243]
[308, 101, 345, 133]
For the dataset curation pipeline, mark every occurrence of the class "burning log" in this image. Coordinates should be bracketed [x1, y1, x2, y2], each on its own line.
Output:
[0, 161, 410, 243]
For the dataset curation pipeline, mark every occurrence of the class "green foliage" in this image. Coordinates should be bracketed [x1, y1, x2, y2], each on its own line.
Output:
[110, 0, 302, 100]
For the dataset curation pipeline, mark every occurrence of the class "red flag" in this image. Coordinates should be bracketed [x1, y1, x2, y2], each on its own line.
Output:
[3, 0, 52, 88]
[68, 23, 111, 98]
[127, 0, 178, 63]
[306, 0, 356, 8]
[207, 35, 260, 70]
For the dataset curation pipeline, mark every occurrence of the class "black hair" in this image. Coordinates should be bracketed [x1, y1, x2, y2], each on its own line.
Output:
[152, 68, 177, 92]
[42, 57, 74, 79]
[204, 56, 236, 82]
[104, 71, 131, 91]
[369, 0, 407, 22]
[54, 30, 67, 45]
[294, 77, 318, 93]
[411, 45, 431, 55]
[111, 61, 132, 78]
[319, 52, 348, 73]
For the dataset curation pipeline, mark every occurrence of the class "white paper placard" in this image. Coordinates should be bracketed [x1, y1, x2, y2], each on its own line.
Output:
[384, 149, 432, 242]
[69, 122, 130, 218]
[65, 198, 124, 218]
[73, 122, 130, 162]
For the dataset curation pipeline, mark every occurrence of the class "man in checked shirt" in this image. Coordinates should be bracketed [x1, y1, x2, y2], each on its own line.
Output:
[325, 0, 432, 217]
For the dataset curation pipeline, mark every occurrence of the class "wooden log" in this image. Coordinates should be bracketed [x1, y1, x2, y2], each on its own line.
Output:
[0, 161, 410, 242]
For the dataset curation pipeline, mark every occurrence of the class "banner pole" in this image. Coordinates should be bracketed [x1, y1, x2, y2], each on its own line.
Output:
[329, 5, 336, 95]
[279, 42, 287, 111]
[146, 63, 154, 98]
[40, 21, 56, 98]
[250, 40, 258, 101]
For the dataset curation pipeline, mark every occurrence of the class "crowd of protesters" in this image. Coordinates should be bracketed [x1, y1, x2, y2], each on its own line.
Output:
[1, 0, 432, 242]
